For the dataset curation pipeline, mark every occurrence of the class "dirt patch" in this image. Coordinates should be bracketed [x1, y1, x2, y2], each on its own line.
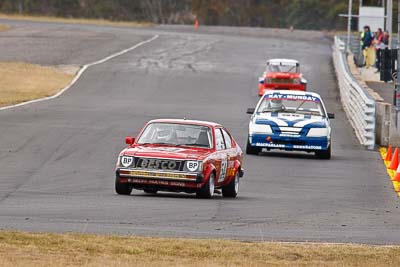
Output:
[1, 231, 400, 266]
[0, 13, 152, 27]
[0, 24, 9, 31]
[0, 62, 76, 107]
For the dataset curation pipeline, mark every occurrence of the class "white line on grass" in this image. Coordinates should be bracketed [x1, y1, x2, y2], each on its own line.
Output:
[0, 34, 159, 111]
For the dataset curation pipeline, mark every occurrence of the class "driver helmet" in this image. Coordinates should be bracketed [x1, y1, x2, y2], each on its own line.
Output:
[269, 99, 283, 111]
[156, 126, 172, 140]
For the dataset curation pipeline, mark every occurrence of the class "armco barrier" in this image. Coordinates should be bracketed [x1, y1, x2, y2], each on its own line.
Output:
[332, 36, 376, 149]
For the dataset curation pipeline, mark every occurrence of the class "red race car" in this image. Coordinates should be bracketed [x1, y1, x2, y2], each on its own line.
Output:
[115, 119, 244, 198]
[258, 58, 307, 96]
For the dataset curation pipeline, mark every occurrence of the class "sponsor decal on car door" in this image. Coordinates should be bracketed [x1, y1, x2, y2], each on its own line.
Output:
[221, 128, 236, 179]
[215, 128, 228, 183]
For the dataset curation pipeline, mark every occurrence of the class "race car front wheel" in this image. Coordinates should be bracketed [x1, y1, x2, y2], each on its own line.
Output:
[222, 171, 239, 198]
[315, 145, 331, 160]
[196, 172, 215, 199]
[246, 138, 261, 155]
[115, 176, 132, 195]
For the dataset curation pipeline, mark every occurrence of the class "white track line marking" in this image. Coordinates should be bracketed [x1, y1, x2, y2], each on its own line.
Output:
[0, 34, 159, 111]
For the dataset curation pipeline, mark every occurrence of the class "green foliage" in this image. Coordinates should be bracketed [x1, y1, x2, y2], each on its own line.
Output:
[0, 0, 395, 30]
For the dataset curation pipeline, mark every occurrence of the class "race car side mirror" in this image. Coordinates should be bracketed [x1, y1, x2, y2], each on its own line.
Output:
[258, 77, 264, 84]
[125, 136, 135, 145]
[327, 113, 335, 119]
[247, 108, 255, 114]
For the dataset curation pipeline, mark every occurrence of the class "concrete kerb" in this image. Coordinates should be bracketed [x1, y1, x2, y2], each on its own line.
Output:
[0, 34, 159, 112]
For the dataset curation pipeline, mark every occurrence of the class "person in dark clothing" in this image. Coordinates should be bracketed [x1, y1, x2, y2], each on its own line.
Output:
[361, 25, 374, 68]
[383, 31, 389, 46]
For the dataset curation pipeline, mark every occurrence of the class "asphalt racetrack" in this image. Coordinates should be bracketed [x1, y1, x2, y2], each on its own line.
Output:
[0, 20, 399, 244]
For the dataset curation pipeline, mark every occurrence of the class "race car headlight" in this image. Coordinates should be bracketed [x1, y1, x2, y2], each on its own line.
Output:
[307, 128, 329, 137]
[119, 156, 134, 168]
[249, 122, 272, 134]
[184, 161, 203, 173]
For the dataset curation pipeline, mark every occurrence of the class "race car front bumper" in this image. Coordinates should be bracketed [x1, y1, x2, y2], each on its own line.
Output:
[116, 168, 204, 189]
[249, 133, 329, 151]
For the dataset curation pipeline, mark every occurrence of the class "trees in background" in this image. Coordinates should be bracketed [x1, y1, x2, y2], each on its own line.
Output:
[0, 0, 394, 30]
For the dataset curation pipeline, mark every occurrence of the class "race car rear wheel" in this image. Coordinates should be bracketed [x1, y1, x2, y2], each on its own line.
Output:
[222, 170, 239, 198]
[315, 145, 331, 160]
[196, 172, 215, 199]
[115, 177, 132, 195]
[246, 138, 261, 155]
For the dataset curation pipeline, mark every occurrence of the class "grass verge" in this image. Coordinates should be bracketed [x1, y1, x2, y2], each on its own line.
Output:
[0, 13, 151, 27]
[1, 231, 400, 266]
[0, 62, 76, 107]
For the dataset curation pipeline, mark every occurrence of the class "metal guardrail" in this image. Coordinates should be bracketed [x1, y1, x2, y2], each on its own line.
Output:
[332, 36, 376, 149]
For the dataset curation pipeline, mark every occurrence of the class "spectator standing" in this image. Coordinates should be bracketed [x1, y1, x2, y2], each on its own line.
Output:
[383, 31, 390, 47]
[374, 28, 384, 72]
[361, 25, 374, 68]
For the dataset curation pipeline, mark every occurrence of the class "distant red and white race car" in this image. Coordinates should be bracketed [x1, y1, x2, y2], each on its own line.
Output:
[258, 58, 307, 96]
[115, 119, 244, 198]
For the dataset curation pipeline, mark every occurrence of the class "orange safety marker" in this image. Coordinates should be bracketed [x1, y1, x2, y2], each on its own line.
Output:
[389, 148, 399, 170]
[384, 145, 393, 167]
[194, 19, 199, 29]
[392, 163, 400, 192]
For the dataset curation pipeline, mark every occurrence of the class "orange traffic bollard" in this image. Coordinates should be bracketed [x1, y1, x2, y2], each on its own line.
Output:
[393, 163, 400, 182]
[392, 161, 400, 192]
[389, 148, 399, 171]
[194, 19, 199, 29]
[384, 145, 393, 167]
[385, 145, 393, 161]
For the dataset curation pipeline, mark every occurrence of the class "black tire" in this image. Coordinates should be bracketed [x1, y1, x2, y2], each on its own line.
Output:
[246, 138, 261, 155]
[115, 177, 132, 195]
[222, 171, 239, 198]
[315, 145, 331, 160]
[196, 172, 215, 199]
[143, 188, 158, 194]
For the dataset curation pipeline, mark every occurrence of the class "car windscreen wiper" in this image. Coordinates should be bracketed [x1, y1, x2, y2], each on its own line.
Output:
[138, 142, 178, 146]
[178, 143, 209, 148]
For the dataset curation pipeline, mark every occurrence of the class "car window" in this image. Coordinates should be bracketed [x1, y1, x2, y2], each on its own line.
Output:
[221, 129, 232, 149]
[267, 63, 299, 73]
[137, 122, 213, 148]
[257, 93, 324, 116]
[215, 128, 226, 151]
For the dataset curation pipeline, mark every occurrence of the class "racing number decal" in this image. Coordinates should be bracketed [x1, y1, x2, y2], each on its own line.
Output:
[218, 159, 228, 182]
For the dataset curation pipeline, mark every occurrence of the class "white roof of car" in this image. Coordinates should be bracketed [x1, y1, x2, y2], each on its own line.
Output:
[267, 58, 299, 66]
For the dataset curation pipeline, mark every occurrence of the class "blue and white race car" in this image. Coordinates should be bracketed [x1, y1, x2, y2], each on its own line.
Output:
[246, 90, 334, 159]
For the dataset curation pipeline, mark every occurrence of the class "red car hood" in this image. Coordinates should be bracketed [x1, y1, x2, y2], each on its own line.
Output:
[123, 145, 212, 160]
[266, 72, 300, 79]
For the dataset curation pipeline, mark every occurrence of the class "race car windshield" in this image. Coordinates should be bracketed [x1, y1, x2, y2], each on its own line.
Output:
[137, 122, 213, 148]
[267, 64, 299, 73]
[257, 95, 325, 116]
